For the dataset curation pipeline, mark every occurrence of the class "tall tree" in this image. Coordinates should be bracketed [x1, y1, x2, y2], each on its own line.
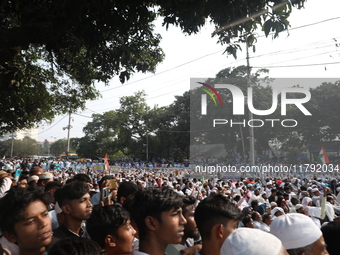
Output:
[13, 137, 40, 157]
[115, 91, 151, 159]
[77, 111, 120, 158]
[40, 139, 50, 155]
[78, 91, 152, 159]
[50, 139, 68, 156]
[0, 0, 307, 134]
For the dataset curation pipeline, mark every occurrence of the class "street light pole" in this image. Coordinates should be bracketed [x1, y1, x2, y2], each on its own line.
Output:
[10, 133, 14, 158]
[146, 132, 149, 162]
[246, 36, 255, 167]
[63, 113, 72, 159]
[66, 111, 71, 158]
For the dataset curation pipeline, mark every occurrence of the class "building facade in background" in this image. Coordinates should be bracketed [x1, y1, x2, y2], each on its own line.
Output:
[0, 127, 39, 141]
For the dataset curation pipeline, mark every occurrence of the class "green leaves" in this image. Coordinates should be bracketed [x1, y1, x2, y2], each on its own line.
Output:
[0, 0, 306, 133]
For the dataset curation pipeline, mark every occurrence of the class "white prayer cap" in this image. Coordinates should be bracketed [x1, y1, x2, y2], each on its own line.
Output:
[221, 228, 283, 255]
[270, 213, 322, 250]
[271, 207, 284, 217]
[307, 187, 312, 191]
[28, 175, 39, 183]
[266, 181, 272, 186]
[233, 193, 240, 198]
[312, 188, 319, 193]
[295, 204, 303, 210]
[270, 202, 277, 207]
[336, 187, 340, 192]
[302, 197, 312, 206]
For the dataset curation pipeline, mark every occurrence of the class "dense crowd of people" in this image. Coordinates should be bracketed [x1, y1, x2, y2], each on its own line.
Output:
[0, 157, 339, 254]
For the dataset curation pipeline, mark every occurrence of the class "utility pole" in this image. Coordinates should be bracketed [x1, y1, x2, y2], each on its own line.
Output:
[246, 37, 256, 167]
[10, 133, 14, 158]
[146, 132, 149, 162]
[66, 111, 72, 158]
[63, 112, 72, 159]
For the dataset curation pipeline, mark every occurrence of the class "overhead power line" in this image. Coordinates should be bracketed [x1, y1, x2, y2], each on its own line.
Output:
[99, 50, 224, 93]
[253, 61, 340, 68]
[38, 115, 68, 135]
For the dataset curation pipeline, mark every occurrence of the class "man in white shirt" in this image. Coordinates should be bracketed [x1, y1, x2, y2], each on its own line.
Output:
[251, 211, 262, 229]
[248, 188, 261, 206]
[260, 213, 272, 232]
[174, 184, 185, 196]
[0, 170, 14, 199]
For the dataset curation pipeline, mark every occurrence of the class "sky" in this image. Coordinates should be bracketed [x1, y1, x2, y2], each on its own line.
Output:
[38, 0, 340, 142]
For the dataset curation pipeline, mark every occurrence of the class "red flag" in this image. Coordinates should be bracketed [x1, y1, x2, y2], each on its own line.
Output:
[104, 153, 110, 170]
[317, 147, 330, 164]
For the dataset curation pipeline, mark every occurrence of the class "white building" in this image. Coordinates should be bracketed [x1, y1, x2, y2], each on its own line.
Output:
[1, 127, 39, 141]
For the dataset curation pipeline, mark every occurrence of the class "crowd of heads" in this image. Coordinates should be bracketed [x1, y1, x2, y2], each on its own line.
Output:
[1, 160, 340, 254]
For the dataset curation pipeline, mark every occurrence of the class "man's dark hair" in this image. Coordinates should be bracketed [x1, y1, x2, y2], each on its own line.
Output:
[276, 191, 283, 197]
[73, 173, 92, 184]
[194, 194, 242, 240]
[86, 205, 130, 249]
[98, 175, 113, 187]
[182, 196, 196, 214]
[45, 181, 62, 193]
[326, 196, 334, 203]
[290, 197, 300, 205]
[251, 211, 260, 221]
[54, 181, 89, 207]
[124, 187, 183, 240]
[0, 187, 49, 234]
[49, 237, 102, 255]
[321, 220, 340, 255]
[262, 213, 271, 223]
[65, 178, 76, 184]
[284, 186, 291, 192]
[250, 200, 259, 209]
[242, 216, 252, 227]
[117, 181, 139, 204]
[271, 189, 277, 194]
[18, 174, 29, 183]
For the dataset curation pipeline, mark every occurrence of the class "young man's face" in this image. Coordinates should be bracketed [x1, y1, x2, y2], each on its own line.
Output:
[17, 179, 28, 188]
[254, 212, 262, 222]
[183, 205, 200, 240]
[264, 215, 273, 226]
[67, 193, 93, 220]
[112, 220, 136, 254]
[9, 200, 52, 252]
[311, 236, 329, 255]
[245, 219, 254, 228]
[155, 207, 187, 244]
